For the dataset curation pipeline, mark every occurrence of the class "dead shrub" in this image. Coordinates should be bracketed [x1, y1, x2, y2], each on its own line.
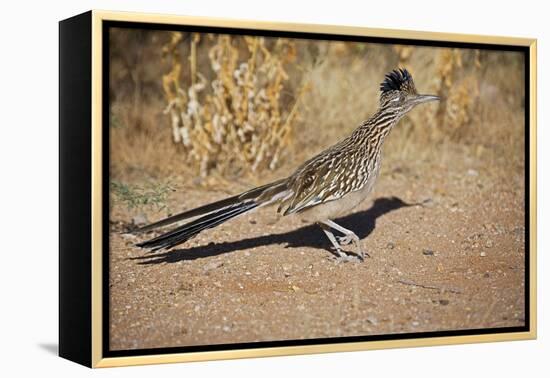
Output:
[162, 32, 305, 178]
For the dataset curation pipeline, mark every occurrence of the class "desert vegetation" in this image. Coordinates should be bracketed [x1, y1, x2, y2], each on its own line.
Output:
[161, 32, 305, 178]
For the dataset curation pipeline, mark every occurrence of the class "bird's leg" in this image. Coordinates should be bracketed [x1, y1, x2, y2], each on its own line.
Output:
[322, 220, 369, 260]
[319, 223, 350, 262]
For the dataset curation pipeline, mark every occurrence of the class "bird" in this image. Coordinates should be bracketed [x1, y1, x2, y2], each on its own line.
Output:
[134, 68, 439, 262]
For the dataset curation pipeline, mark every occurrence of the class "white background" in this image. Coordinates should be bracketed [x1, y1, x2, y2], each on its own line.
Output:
[0, 0, 546, 376]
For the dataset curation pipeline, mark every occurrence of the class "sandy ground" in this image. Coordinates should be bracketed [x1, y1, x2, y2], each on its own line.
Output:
[109, 149, 525, 351]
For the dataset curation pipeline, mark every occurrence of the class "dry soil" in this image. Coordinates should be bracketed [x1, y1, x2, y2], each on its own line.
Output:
[109, 148, 525, 350]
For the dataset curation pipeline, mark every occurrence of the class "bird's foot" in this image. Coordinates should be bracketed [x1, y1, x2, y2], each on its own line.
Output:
[329, 249, 364, 263]
[356, 245, 371, 260]
[330, 253, 362, 264]
[337, 232, 362, 247]
[337, 233, 369, 260]
[359, 250, 371, 260]
[337, 234, 355, 246]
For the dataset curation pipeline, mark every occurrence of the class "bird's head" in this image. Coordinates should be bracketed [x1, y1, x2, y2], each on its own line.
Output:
[379, 68, 439, 113]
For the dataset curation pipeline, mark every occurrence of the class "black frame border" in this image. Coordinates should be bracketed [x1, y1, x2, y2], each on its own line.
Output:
[59, 11, 93, 367]
[101, 20, 531, 359]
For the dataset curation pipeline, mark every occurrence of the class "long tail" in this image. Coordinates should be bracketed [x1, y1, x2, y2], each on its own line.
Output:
[135, 179, 288, 251]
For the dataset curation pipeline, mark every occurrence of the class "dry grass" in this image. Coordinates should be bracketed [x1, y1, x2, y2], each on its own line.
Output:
[109, 28, 525, 188]
[292, 42, 524, 171]
[161, 33, 304, 178]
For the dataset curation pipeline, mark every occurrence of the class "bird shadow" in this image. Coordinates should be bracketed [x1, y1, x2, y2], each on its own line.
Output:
[130, 196, 419, 265]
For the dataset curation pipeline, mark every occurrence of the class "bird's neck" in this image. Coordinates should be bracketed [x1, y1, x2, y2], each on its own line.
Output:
[356, 108, 403, 148]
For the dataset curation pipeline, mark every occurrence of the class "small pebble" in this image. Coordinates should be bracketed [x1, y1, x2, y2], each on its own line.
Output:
[467, 169, 479, 177]
[203, 260, 224, 272]
[366, 316, 379, 326]
[282, 264, 292, 277]
[422, 249, 435, 256]
[480, 252, 487, 257]
[132, 214, 148, 226]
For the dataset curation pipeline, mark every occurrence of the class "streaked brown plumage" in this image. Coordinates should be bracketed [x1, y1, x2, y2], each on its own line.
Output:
[135, 68, 439, 262]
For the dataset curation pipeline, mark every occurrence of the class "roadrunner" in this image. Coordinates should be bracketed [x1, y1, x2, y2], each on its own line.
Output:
[136, 68, 439, 261]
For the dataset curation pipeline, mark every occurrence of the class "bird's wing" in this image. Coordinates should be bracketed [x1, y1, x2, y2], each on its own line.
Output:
[279, 149, 353, 215]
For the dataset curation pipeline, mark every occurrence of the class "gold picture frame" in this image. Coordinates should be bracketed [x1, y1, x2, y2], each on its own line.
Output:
[59, 10, 537, 368]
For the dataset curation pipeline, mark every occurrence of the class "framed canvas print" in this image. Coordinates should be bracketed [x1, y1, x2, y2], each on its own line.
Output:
[59, 10, 537, 368]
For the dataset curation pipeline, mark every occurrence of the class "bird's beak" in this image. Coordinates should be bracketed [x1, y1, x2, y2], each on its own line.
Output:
[412, 94, 440, 105]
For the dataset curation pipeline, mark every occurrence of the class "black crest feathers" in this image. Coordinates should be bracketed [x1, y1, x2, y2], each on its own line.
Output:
[380, 68, 413, 93]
